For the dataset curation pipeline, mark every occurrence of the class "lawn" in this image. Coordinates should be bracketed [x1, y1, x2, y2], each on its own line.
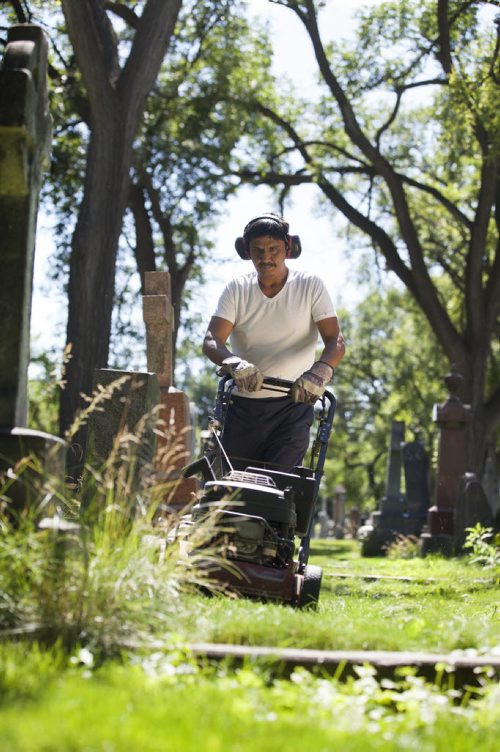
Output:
[0, 539, 499, 751]
[167, 539, 500, 654]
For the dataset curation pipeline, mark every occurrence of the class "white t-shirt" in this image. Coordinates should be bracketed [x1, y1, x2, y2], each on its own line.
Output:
[214, 268, 336, 398]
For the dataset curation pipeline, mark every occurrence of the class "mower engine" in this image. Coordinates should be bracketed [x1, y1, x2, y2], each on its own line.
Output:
[192, 470, 297, 567]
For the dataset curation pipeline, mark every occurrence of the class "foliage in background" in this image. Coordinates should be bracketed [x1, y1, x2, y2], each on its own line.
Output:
[321, 284, 446, 510]
[232, 0, 500, 476]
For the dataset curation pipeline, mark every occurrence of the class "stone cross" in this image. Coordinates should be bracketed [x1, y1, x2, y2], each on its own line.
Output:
[0, 25, 51, 428]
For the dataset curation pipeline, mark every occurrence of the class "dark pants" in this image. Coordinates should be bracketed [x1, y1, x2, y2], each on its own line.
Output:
[221, 395, 314, 472]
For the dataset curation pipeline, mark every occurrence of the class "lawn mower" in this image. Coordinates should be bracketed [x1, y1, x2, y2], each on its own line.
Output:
[182, 375, 336, 608]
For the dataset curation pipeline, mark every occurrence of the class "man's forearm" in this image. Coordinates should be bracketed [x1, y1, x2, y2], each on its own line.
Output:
[318, 334, 346, 372]
[202, 331, 234, 366]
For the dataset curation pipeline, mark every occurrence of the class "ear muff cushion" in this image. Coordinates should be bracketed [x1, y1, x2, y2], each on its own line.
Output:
[235, 237, 249, 259]
[288, 235, 301, 259]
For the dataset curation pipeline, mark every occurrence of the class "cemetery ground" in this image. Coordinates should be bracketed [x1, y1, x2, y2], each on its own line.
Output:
[0, 525, 499, 751]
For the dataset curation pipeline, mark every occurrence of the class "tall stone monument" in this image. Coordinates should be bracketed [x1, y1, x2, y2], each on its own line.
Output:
[401, 439, 430, 535]
[142, 271, 197, 512]
[0, 25, 65, 514]
[361, 420, 406, 555]
[420, 368, 472, 556]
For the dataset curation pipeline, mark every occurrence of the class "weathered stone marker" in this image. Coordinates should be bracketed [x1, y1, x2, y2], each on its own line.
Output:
[0, 25, 51, 427]
[0, 25, 65, 515]
[421, 369, 472, 556]
[402, 439, 430, 535]
[142, 271, 197, 511]
[362, 420, 406, 555]
[454, 472, 494, 551]
[82, 368, 160, 510]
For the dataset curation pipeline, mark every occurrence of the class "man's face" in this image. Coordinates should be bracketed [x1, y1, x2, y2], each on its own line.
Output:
[248, 235, 287, 277]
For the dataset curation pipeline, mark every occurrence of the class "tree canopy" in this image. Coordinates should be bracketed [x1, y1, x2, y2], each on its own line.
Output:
[229, 0, 500, 474]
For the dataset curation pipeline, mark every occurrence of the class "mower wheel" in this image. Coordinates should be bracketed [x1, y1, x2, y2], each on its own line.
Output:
[297, 564, 322, 608]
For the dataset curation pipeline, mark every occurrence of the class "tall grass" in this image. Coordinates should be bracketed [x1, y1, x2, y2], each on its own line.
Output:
[0, 378, 218, 655]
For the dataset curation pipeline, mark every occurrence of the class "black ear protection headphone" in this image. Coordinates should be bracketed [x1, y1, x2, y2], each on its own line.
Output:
[234, 213, 302, 260]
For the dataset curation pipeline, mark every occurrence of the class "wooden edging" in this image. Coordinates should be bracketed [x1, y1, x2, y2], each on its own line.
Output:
[186, 642, 500, 685]
[325, 572, 492, 584]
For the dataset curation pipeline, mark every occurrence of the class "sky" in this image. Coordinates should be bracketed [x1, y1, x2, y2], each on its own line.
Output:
[30, 0, 382, 368]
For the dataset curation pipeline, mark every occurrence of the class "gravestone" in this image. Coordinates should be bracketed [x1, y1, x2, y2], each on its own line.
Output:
[361, 420, 406, 555]
[401, 440, 430, 535]
[142, 271, 197, 512]
[82, 369, 160, 511]
[421, 368, 472, 556]
[482, 448, 499, 523]
[332, 484, 346, 538]
[454, 473, 494, 551]
[0, 25, 65, 515]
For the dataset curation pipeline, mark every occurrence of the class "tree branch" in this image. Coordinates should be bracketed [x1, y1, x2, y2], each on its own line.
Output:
[437, 0, 453, 75]
[104, 1, 139, 28]
[61, 0, 119, 116]
[128, 180, 156, 289]
[119, 0, 182, 113]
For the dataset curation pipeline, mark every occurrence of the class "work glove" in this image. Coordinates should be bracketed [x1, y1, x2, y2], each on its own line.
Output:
[222, 357, 264, 392]
[291, 361, 334, 405]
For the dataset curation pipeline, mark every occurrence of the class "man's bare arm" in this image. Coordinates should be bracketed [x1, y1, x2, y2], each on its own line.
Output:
[202, 316, 235, 366]
[316, 317, 346, 372]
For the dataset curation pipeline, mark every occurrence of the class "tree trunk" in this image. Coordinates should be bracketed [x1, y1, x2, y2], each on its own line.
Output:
[61, 112, 134, 448]
[58, 0, 182, 460]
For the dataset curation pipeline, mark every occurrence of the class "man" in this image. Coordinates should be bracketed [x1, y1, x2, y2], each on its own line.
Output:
[203, 213, 345, 471]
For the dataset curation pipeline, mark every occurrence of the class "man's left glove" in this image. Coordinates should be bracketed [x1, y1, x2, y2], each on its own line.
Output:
[291, 361, 334, 405]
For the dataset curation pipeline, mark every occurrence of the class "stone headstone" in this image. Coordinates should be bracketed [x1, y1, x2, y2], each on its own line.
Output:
[402, 440, 430, 535]
[82, 369, 160, 510]
[142, 271, 174, 389]
[454, 473, 494, 551]
[362, 421, 406, 555]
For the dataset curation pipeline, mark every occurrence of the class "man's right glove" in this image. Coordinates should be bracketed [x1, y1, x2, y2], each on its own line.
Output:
[291, 361, 334, 405]
[222, 357, 264, 392]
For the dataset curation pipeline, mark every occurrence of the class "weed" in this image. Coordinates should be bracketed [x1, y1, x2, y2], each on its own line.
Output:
[463, 523, 500, 575]
[384, 534, 421, 559]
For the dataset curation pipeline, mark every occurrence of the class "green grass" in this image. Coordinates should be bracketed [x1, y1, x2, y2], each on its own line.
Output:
[0, 540, 499, 750]
[165, 540, 500, 654]
[0, 643, 499, 752]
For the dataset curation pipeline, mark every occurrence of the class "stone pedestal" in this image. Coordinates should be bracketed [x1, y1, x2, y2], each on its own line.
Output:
[421, 369, 471, 556]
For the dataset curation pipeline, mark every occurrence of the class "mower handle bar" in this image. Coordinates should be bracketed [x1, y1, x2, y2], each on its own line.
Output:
[217, 373, 335, 418]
